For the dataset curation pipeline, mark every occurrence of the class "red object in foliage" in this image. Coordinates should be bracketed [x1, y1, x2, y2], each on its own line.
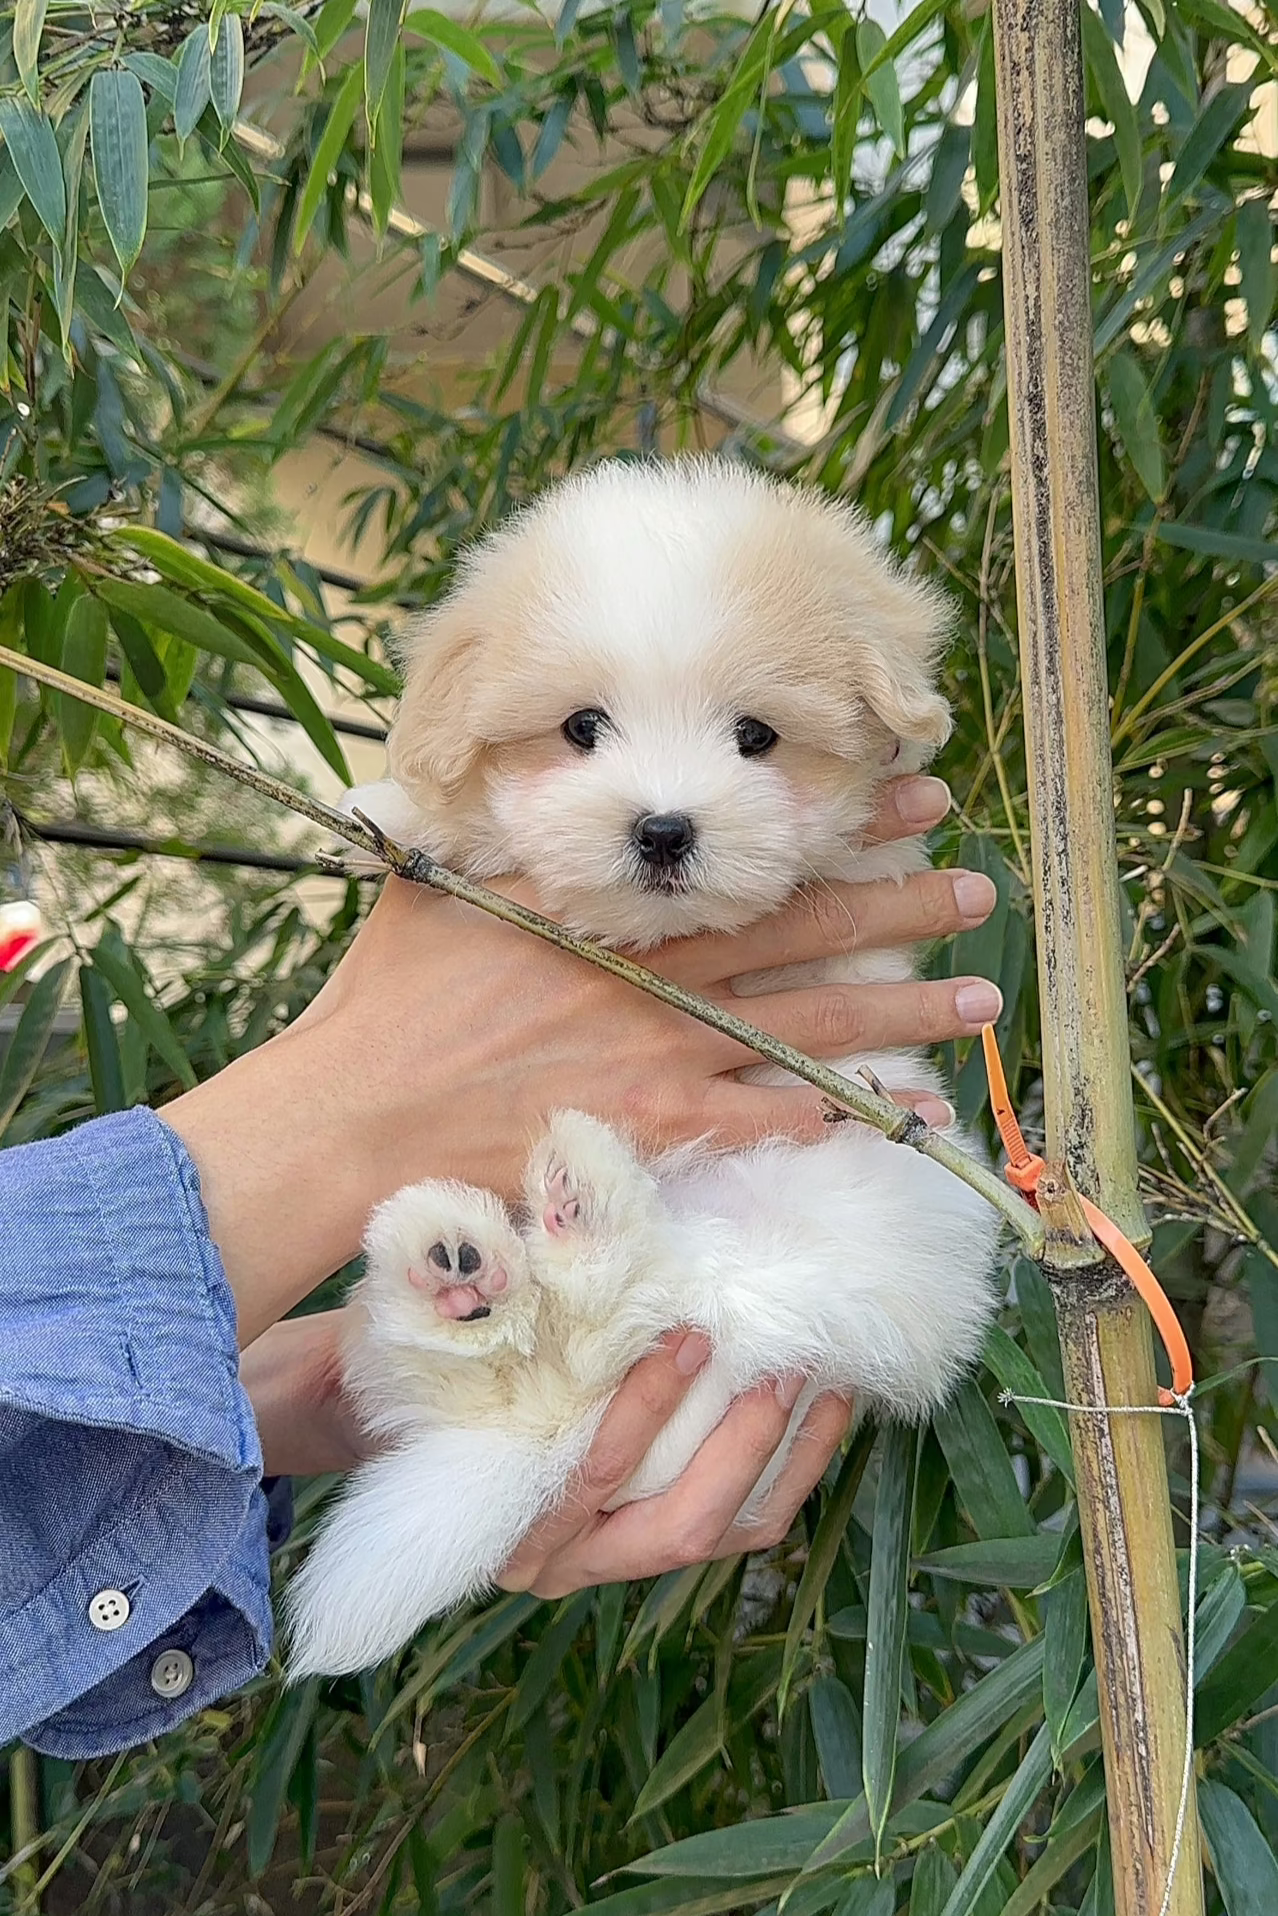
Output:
[0, 902, 41, 973]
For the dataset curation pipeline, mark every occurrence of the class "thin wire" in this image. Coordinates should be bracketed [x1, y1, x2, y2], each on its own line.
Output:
[999, 1387, 1198, 1916]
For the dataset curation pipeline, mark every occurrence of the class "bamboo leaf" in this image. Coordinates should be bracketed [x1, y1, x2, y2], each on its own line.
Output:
[92, 578, 263, 670]
[58, 590, 108, 773]
[1042, 1568, 1089, 1760]
[0, 96, 66, 242]
[642, 1639, 1043, 1879]
[780, 1423, 875, 1717]
[932, 1380, 1033, 1540]
[0, 959, 70, 1134]
[364, 0, 404, 134]
[862, 1423, 916, 1866]
[403, 8, 502, 87]
[1153, 520, 1277, 569]
[174, 28, 213, 144]
[829, 30, 860, 211]
[246, 1679, 320, 1876]
[508, 1592, 592, 1731]
[627, 1808, 847, 1881]
[833, 1880, 893, 1916]
[808, 1675, 862, 1801]
[1196, 1597, 1278, 1744]
[293, 61, 362, 254]
[1166, 80, 1252, 206]
[915, 1535, 1059, 1586]
[971, 22, 998, 213]
[210, 13, 245, 131]
[14, 0, 48, 104]
[681, 13, 778, 225]
[981, 1325, 1074, 1484]
[90, 70, 149, 276]
[631, 1653, 779, 1822]
[910, 1846, 957, 1915]
[1193, 1560, 1246, 1681]
[0, 145, 23, 228]
[856, 22, 903, 158]
[79, 963, 127, 1115]
[531, 91, 573, 182]
[90, 934, 197, 1091]
[492, 1814, 527, 1916]
[1106, 349, 1165, 502]
[1199, 1779, 1278, 1915]
[937, 1724, 1051, 1916]
[1237, 199, 1276, 354]
[108, 606, 174, 717]
[369, 42, 404, 233]
[107, 528, 398, 690]
[1081, 6, 1142, 218]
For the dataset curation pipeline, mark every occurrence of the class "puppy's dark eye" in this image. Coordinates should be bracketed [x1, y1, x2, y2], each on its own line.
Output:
[735, 716, 778, 758]
[562, 709, 609, 751]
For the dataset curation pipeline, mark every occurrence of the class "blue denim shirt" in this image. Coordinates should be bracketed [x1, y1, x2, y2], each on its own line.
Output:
[1, 1107, 290, 1757]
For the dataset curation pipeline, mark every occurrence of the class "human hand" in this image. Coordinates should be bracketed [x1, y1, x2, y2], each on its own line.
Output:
[165, 772, 1001, 1340]
[239, 1311, 370, 1477]
[497, 1333, 853, 1598]
[244, 1316, 850, 1597]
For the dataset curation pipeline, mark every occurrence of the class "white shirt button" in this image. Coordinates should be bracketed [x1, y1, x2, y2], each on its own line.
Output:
[149, 1648, 194, 1699]
[88, 1589, 131, 1631]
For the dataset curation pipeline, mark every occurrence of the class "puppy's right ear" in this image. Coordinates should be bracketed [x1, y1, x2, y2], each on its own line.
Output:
[387, 602, 485, 801]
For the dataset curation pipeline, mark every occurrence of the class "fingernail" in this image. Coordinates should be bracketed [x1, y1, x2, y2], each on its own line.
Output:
[952, 871, 997, 923]
[775, 1374, 804, 1409]
[896, 777, 951, 826]
[914, 1095, 956, 1129]
[675, 1332, 712, 1375]
[955, 981, 1003, 1025]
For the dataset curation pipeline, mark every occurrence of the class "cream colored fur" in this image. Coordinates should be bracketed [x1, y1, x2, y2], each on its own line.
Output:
[285, 458, 1001, 1678]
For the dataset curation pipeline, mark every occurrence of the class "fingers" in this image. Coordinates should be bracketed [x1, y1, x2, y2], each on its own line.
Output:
[681, 867, 996, 985]
[730, 974, 1003, 1061]
[496, 1331, 711, 1592]
[523, 1378, 807, 1597]
[861, 775, 952, 844]
[715, 1393, 854, 1555]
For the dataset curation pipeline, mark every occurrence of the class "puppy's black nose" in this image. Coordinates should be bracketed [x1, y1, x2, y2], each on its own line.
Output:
[632, 811, 697, 868]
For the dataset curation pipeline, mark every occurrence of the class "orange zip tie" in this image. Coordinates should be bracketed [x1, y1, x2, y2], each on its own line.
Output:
[980, 1024, 1193, 1405]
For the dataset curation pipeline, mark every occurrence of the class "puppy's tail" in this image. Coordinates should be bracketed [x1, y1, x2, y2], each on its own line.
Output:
[284, 1422, 594, 1679]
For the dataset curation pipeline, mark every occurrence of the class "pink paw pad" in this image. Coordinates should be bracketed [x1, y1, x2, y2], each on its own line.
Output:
[542, 1162, 580, 1237]
[407, 1238, 510, 1322]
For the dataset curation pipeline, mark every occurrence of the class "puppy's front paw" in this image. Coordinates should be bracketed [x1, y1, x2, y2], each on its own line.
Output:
[363, 1180, 535, 1355]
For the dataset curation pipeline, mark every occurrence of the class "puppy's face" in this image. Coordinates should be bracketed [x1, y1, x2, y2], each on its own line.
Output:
[389, 461, 953, 945]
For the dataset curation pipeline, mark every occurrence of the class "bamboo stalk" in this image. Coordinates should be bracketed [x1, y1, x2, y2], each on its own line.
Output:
[990, 4, 1203, 1912]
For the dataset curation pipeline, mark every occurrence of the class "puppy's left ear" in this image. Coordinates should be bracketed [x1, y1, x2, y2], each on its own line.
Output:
[847, 565, 953, 752]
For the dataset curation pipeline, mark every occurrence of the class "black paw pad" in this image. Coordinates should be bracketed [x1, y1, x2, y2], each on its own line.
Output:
[428, 1241, 453, 1274]
[457, 1242, 482, 1277]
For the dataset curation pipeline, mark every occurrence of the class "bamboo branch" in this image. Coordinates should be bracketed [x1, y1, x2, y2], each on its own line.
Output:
[991, 4, 1203, 1913]
[0, 642, 1043, 1252]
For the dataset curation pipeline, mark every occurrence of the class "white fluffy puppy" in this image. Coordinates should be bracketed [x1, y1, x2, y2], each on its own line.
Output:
[285, 458, 1001, 1678]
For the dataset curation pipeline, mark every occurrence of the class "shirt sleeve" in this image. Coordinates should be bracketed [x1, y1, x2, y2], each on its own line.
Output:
[0, 1107, 289, 1757]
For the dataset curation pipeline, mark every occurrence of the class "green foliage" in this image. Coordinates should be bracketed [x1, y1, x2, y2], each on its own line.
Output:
[1, 0, 1277, 1910]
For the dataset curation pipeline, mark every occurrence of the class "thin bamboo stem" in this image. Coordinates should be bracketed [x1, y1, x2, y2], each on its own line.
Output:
[0, 642, 1043, 1252]
[7, 1746, 41, 1912]
[990, 4, 1203, 1913]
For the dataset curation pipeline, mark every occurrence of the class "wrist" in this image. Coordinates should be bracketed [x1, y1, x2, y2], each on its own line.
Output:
[241, 1311, 371, 1475]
